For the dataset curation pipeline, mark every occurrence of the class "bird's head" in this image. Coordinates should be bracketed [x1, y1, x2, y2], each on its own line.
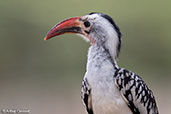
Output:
[44, 12, 122, 59]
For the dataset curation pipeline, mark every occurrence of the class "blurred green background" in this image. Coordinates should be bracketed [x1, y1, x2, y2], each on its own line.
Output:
[0, 0, 170, 114]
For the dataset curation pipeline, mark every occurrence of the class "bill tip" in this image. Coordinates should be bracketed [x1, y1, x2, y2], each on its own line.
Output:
[44, 37, 48, 40]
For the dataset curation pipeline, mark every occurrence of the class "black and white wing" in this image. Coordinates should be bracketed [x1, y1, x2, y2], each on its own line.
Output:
[81, 78, 94, 114]
[115, 68, 159, 114]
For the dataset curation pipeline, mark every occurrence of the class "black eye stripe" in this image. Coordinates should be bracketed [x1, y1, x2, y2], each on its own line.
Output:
[84, 21, 90, 27]
[84, 30, 90, 34]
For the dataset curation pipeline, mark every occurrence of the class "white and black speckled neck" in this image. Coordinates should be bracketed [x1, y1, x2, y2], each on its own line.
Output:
[86, 44, 119, 72]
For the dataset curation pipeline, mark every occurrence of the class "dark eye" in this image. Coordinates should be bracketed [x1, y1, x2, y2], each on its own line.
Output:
[84, 21, 90, 27]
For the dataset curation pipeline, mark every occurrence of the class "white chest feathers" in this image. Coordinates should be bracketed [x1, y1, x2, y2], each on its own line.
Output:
[84, 46, 132, 114]
[85, 67, 132, 114]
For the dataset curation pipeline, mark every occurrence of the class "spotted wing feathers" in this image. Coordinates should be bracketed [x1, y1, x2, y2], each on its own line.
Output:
[115, 68, 159, 114]
[81, 78, 93, 114]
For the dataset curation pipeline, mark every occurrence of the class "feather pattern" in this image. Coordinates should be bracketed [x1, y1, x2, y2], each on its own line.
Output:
[81, 78, 94, 114]
[115, 68, 159, 114]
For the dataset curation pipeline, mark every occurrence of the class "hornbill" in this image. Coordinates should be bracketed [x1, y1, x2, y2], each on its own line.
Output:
[44, 12, 159, 114]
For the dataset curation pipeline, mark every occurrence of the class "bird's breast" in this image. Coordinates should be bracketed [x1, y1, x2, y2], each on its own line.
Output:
[84, 45, 132, 114]
[84, 65, 132, 114]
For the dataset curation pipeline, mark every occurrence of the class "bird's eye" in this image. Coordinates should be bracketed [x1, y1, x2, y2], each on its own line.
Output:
[84, 21, 90, 27]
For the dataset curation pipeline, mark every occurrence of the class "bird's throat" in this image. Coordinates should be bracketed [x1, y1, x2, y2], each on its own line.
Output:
[86, 45, 118, 72]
